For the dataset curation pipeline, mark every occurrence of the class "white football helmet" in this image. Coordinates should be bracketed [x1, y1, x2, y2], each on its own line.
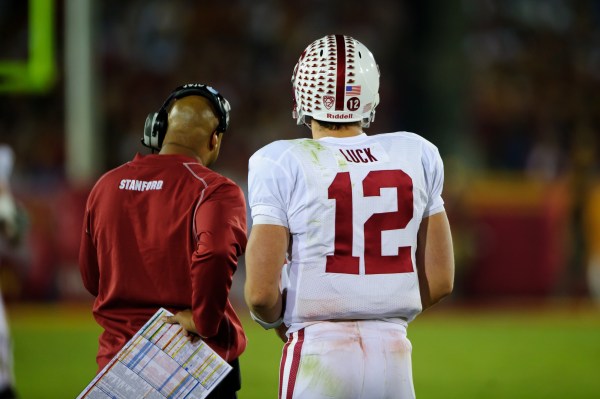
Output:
[292, 34, 380, 127]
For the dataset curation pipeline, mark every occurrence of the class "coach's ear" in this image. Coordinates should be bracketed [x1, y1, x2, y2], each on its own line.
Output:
[210, 131, 222, 151]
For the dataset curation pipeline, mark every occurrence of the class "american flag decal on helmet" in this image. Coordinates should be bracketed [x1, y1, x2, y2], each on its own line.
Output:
[346, 85, 361, 96]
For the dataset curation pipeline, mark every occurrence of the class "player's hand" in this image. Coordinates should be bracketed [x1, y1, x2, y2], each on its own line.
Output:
[163, 309, 201, 342]
[274, 287, 288, 343]
[275, 323, 288, 343]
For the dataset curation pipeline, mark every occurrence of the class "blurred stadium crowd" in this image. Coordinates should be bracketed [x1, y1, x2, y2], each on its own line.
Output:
[0, 0, 599, 303]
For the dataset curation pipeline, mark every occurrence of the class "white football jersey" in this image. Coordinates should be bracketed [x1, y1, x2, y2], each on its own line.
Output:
[248, 132, 445, 328]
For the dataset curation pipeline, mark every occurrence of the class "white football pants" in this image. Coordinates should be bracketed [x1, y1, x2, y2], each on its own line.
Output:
[279, 320, 415, 399]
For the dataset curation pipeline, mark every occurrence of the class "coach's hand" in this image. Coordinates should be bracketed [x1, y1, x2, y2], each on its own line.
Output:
[163, 309, 201, 342]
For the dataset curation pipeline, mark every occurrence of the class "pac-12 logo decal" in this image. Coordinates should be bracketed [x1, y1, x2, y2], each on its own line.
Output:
[323, 96, 335, 109]
[347, 97, 360, 111]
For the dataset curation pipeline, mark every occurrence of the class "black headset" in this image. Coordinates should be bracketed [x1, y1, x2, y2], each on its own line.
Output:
[141, 83, 231, 152]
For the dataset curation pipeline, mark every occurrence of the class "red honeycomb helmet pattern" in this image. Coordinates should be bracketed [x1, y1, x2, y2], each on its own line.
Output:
[292, 34, 380, 128]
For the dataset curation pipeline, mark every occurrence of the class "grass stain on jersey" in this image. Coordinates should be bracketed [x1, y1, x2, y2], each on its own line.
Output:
[298, 355, 346, 397]
[297, 139, 328, 166]
[295, 138, 353, 172]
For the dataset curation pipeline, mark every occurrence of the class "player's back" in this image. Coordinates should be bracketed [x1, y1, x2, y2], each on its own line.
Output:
[248, 132, 445, 328]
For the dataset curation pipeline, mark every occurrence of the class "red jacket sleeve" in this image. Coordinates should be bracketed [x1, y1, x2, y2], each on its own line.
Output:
[191, 181, 247, 338]
[79, 207, 100, 297]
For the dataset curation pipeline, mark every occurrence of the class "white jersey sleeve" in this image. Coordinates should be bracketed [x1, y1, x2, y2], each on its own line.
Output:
[248, 141, 297, 227]
[421, 140, 445, 217]
[248, 132, 446, 328]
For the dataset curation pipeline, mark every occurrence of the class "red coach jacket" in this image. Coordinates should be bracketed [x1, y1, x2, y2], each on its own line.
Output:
[79, 153, 247, 372]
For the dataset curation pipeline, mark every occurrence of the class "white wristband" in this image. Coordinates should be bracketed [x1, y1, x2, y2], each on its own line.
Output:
[250, 311, 283, 330]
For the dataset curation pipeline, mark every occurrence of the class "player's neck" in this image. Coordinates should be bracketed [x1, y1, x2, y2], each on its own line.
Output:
[159, 142, 204, 164]
[311, 125, 364, 140]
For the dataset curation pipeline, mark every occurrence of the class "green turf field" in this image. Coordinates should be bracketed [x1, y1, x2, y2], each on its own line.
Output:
[8, 302, 600, 398]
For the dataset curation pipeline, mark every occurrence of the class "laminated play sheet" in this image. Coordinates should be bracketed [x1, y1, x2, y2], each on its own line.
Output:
[77, 308, 231, 399]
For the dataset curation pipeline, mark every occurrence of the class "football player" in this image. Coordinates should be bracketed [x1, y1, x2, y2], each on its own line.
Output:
[245, 35, 454, 399]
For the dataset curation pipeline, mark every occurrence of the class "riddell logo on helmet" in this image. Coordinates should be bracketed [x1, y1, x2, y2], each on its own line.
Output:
[326, 113, 353, 119]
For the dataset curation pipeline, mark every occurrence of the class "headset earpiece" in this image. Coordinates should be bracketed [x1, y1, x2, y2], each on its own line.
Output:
[142, 109, 168, 152]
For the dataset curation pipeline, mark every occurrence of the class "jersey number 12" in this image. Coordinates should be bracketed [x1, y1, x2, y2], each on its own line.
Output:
[326, 170, 414, 275]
